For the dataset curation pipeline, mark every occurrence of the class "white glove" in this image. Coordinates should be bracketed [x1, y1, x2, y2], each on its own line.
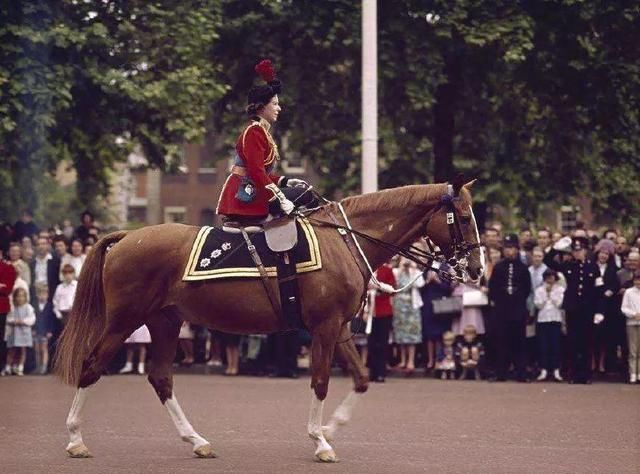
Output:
[553, 236, 572, 251]
[287, 178, 309, 188]
[377, 282, 395, 294]
[593, 313, 604, 325]
[266, 183, 294, 215]
[280, 198, 294, 215]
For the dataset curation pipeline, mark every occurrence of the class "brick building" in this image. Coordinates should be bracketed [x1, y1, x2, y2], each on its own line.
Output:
[126, 137, 315, 227]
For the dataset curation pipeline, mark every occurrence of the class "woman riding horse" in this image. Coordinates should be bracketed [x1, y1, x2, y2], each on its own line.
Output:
[216, 59, 309, 225]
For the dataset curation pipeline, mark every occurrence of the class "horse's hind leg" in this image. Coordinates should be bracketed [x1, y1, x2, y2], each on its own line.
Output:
[66, 318, 136, 457]
[323, 329, 369, 442]
[308, 316, 341, 463]
[146, 308, 215, 458]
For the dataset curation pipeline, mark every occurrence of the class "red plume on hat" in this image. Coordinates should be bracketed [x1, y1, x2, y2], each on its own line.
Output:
[255, 59, 275, 83]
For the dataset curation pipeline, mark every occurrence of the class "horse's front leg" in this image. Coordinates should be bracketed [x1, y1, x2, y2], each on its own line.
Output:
[323, 332, 368, 441]
[308, 317, 341, 463]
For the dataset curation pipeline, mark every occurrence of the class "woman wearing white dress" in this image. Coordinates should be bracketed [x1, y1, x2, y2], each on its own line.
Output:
[119, 325, 151, 374]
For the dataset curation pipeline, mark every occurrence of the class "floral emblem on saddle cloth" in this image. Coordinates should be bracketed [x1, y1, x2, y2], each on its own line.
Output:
[182, 218, 322, 281]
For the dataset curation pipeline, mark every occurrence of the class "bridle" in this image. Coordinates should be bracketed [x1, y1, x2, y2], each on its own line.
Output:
[422, 185, 482, 281]
[298, 184, 483, 284]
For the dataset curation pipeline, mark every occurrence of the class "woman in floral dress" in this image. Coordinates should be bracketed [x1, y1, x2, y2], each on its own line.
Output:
[392, 258, 425, 375]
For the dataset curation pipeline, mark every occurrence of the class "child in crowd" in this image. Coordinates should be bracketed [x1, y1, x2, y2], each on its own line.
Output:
[456, 324, 484, 380]
[435, 331, 456, 380]
[2, 288, 35, 376]
[534, 269, 565, 381]
[53, 264, 77, 323]
[33, 283, 56, 374]
[120, 325, 151, 375]
[621, 271, 640, 384]
[179, 321, 196, 367]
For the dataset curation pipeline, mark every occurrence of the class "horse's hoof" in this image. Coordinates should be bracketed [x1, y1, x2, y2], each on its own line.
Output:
[194, 443, 217, 458]
[66, 443, 92, 458]
[315, 449, 339, 463]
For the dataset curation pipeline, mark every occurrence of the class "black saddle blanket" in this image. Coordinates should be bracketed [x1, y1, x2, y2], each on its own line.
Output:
[182, 218, 322, 281]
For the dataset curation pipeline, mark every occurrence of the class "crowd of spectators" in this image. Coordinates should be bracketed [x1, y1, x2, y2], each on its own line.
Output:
[1, 210, 639, 386]
[0, 210, 98, 376]
[364, 223, 640, 384]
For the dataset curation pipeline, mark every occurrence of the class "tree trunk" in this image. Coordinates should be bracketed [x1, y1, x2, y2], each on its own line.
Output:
[433, 54, 461, 183]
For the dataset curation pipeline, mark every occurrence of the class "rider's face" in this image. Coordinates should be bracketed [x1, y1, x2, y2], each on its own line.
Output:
[259, 96, 281, 124]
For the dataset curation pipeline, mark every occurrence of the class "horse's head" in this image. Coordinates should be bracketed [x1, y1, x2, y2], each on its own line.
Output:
[424, 177, 485, 282]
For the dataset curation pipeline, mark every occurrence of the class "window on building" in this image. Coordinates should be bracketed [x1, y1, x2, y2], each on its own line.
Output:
[559, 205, 580, 233]
[280, 131, 306, 173]
[164, 206, 187, 224]
[199, 132, 220, 174]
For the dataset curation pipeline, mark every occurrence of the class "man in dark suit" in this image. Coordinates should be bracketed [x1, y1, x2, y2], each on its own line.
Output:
[545, 236, 599, 383]
[489, 234, 532, 382]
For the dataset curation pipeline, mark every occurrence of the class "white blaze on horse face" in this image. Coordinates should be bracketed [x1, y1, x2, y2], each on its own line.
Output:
[469, 205, 486, 275]
[307, 392, 333, 456]
[165, 395, 210, 449]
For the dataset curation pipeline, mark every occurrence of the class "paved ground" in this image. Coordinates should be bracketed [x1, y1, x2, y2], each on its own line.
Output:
[1, 374, 638, 473]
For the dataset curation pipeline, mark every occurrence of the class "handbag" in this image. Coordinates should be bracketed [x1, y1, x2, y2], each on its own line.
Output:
[432, 296, 463, 320]
[462, 289, 488, 307]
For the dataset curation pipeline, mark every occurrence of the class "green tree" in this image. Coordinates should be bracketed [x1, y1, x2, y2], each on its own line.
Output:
[0, 0, 226, 220]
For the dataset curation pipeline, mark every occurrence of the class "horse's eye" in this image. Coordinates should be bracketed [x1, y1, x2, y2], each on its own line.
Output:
[460, 215, 471, 225]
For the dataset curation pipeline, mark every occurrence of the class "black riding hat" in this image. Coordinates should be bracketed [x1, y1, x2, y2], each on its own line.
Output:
[247, 60, 282, 114]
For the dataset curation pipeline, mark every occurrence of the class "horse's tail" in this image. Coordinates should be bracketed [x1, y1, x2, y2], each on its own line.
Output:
[54, 230, 128, 386]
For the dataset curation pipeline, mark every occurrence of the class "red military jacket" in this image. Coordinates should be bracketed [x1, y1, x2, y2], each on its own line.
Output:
[0, 260, 17, 314]
[374, 264, 396, 317]
[216, 118, 284, 217]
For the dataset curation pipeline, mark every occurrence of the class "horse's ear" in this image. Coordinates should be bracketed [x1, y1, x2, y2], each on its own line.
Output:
[452, 173, 465, 196]
[463, 178, 477, 189]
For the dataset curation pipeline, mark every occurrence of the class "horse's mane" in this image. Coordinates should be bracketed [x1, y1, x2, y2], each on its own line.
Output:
[341, 184, 449, 216]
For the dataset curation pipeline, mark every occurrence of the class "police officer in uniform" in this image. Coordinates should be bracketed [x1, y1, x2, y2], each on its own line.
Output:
[488, 234, 532, 381]
[544, 236, 598, 383]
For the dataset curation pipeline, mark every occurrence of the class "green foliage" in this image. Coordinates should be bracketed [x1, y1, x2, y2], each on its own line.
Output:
[2, 0, 638, 227]
[0, 0, 225, 220]
[207, 1, 639, 225]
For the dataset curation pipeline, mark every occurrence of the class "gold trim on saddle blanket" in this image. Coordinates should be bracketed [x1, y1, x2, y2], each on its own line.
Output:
[182, 218, 322, 281]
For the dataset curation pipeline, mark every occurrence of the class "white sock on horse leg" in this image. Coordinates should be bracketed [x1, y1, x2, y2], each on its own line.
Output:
[307, 391, 333, 456]
[323, 391, 361, 440]
[66, 387, 90, 451]
[165, 395, 209, 449]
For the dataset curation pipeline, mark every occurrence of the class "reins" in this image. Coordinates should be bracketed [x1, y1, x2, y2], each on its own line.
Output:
[298, 188, 474, 285]
[290, 185, 481, 344]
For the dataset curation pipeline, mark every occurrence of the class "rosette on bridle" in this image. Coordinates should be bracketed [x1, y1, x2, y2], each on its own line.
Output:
[247, 59, 282, 115]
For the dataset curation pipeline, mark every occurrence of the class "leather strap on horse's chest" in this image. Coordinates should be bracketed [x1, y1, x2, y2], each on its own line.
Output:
[240, 229, 282, 320]
[327, 207, 369, 280]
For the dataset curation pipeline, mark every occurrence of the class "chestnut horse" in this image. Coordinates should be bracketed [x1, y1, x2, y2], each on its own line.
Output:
[55, 181, 483, 462]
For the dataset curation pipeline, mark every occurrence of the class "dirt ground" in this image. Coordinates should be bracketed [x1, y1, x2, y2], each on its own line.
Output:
[1, 374, 638, 473]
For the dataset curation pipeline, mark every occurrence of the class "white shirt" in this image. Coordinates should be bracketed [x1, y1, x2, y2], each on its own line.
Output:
[53, 280, 77, 319]
[34, 254, 52, 285]
[621, 287, 640, 326]
[534, 283, 565, 323]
